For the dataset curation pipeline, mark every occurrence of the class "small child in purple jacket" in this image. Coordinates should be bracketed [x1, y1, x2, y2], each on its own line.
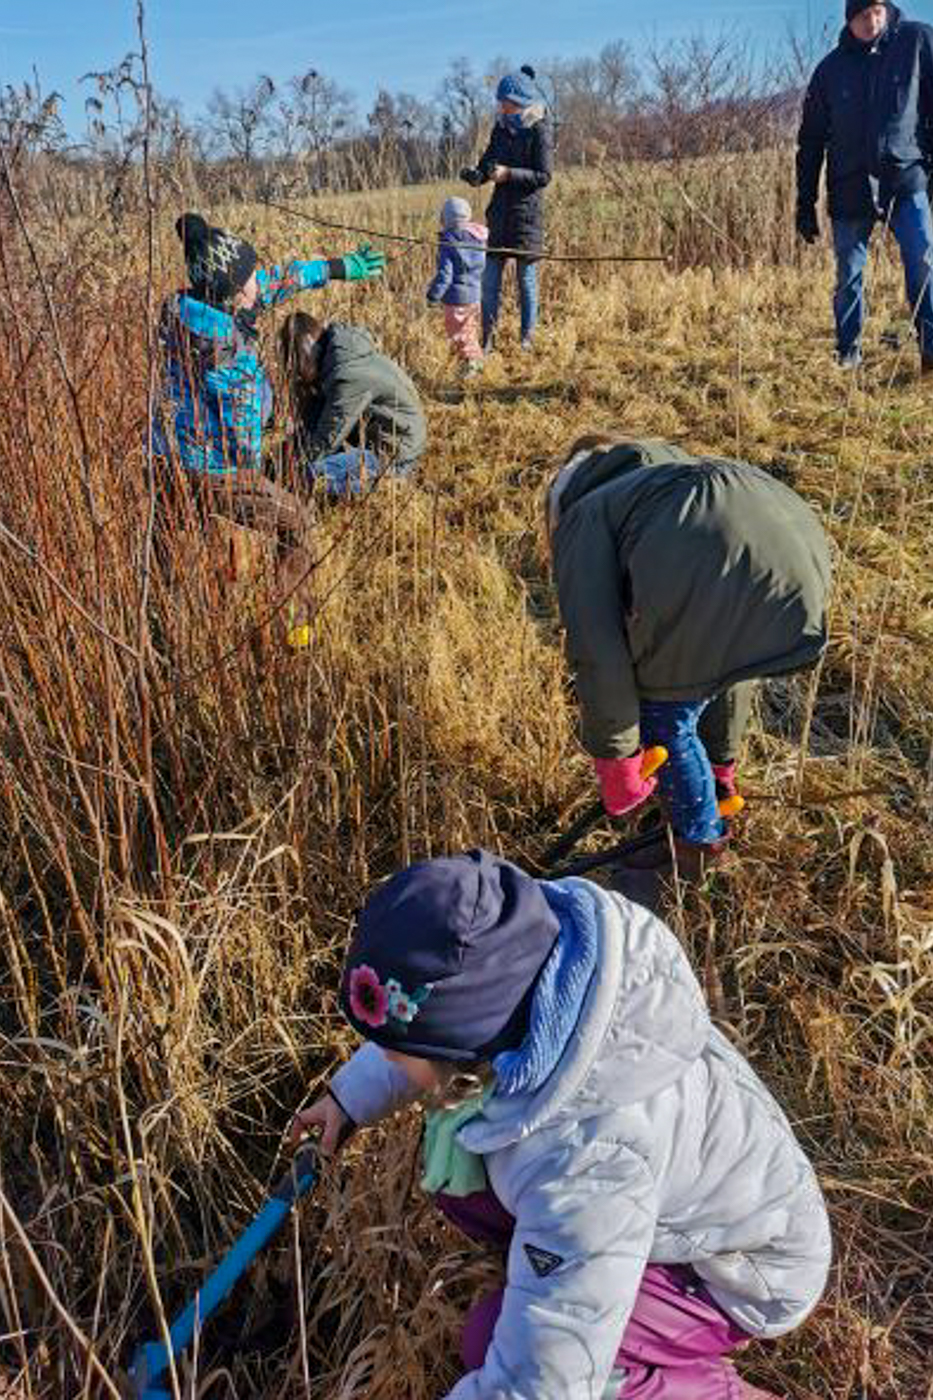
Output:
[427, 197, 488, 377]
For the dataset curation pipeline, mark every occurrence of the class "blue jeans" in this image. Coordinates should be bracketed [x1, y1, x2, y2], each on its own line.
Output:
[832, 190, 933, 361]
[639, 698, 726, 845]
[304, 449, 382, 495]
[481, 256, 538, 345]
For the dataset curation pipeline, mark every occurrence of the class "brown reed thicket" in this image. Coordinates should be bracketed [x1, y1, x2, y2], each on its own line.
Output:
[1, 158, 932, 1400]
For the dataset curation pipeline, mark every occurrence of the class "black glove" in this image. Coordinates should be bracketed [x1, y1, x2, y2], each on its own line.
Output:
[460, 166, 483, 188]
[796, 205, 820, 244]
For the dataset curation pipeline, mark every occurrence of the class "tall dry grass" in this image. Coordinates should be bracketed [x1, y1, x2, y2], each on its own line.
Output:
[0, 164, 932, 1399]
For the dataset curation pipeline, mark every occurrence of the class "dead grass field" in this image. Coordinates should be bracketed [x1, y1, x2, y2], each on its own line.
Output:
[0, 166, 932, 1399]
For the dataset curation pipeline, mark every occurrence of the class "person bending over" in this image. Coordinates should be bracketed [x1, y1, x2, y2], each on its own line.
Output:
[278, 312, 426, 494]
[546, 433, 832, 882]
[292, 850, 831, 1400]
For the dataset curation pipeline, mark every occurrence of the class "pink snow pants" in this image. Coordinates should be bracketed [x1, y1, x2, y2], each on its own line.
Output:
[437, 1190, 753, 1399]
[444, 304, 483, 361]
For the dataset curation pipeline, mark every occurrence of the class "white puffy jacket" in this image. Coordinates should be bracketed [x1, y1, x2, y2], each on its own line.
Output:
[329, 879, 831, 1400]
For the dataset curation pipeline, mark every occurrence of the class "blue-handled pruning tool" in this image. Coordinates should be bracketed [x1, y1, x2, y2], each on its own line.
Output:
[129, 1145, 318, 1399]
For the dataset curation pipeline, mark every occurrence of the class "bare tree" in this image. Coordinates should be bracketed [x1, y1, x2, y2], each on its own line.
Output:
[536, 44, 639, 163]
[598, 41, 641, 112]
[278, 69, 356, 188]
[644, 33, 780, 160]
[367, 88, 405, 144]
[436, 57, 492, 156]
[205, 75, 276, 165]
[778, 14, 836, 91]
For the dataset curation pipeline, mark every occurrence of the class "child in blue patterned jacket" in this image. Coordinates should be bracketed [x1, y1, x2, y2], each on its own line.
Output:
[155, 212, 386, 477]
[426, 197, 488, 377]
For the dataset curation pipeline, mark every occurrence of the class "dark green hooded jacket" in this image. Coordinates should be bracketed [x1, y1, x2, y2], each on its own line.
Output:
[550, 441, 832, 759]
[299, 323, 427, 467]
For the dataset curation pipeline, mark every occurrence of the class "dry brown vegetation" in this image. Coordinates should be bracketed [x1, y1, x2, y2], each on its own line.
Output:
[1, 162, 932, 1399]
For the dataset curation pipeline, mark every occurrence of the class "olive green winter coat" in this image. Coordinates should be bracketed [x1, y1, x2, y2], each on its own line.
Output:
[550, 440, 832, 760]
[298, 323, 427, 467]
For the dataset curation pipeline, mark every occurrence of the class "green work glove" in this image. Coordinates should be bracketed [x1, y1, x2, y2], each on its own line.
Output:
[341, 242, 386, 281]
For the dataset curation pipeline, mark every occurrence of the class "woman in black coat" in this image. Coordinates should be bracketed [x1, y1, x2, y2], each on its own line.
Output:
[462, 71, 553, 352]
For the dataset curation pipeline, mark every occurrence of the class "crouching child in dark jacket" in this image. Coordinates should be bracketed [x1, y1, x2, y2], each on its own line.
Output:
[426, 196, 488, 377]
[279, 314, 427, 494]
[547, 434, 832, 884]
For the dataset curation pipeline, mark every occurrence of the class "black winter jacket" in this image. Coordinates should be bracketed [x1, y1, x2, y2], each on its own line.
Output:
[476, 105, 553, 258]
[797, 6, 933, 220]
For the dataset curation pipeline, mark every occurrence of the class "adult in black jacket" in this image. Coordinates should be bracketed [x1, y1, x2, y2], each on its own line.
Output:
[462, 71, 552, 352]
[796, 1, 933, 371]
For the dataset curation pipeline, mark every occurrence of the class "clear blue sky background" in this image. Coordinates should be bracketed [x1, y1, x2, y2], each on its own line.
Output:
[3, 0, 933, 134]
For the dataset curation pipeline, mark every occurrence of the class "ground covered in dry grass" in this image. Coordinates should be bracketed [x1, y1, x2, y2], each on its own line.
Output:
[0, 169, 932, 1399]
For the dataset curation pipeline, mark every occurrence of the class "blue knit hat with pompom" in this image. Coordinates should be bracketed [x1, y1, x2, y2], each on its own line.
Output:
[496, 72, 536, 107]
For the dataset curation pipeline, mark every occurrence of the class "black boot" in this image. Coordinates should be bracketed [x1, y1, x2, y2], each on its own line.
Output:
[607, 827, 730, 913]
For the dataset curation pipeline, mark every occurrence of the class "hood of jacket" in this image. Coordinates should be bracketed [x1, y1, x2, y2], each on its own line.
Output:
[160, 290, 256, 379]
[498, 101, 547, 131]
[443, 221, 488, 246]
[173, 291, 233, 340]
[319, 323, 378, 376]
[548, 439, 699, 533]
[459, 879, 711, 1154]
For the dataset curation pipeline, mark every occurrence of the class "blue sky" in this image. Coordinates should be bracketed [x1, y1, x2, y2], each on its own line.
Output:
[3, 0, 933, 133]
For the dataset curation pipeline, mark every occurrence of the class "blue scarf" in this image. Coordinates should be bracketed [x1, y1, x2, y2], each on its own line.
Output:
[492, 879, 598, 1096]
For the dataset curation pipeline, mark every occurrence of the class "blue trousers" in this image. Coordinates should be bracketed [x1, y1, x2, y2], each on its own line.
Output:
[303, 449, 382, 495]
[639, 698, 727, 845]
[832, 190, 933, 361]
[481, 255, 538, 345]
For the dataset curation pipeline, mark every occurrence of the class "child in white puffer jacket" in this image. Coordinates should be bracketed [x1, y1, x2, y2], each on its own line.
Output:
[292, 850, 831, 1400]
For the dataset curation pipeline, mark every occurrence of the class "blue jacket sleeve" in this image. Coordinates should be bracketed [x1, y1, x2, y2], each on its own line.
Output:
[256, 258, 331, 310]
[796, 69, 828, 211]
[426, 243, 454, 302]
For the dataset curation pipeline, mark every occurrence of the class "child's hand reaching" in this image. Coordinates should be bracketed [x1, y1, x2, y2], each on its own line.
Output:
[492, 165, 510, 184]
[289, 1093, 353, 1155]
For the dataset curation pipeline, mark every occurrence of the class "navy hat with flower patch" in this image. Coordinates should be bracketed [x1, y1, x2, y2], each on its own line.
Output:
[339, 850, 560, 1062]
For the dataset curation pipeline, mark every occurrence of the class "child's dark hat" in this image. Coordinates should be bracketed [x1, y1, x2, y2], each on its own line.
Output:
[176, 212, 258, 305]
[339, 850, 560, 1062]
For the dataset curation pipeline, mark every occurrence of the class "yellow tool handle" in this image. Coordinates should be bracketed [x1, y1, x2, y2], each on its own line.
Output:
[640, 746, 668, 779]
[718, 794, 745, 818]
